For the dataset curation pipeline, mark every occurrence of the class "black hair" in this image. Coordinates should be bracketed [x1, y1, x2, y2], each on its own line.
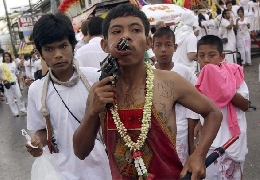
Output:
[153, 27, 175, 44]
[33, 13, 77, 56]
[231, 0, 236, 5]
[0, 48, 4, 54]
[197, 35, 223, 54]
[219, 0, 224, 5]
[225, 1, 232, 6]
[216, 7, 222, 15]
[2, 52, 13, 63]
[88, 16, 103, 36]
[15, 54, 19, 58]
[81, 20, 89, 36]
[237, 7, 244, 15]
[222, 9, 230, 18]
[24, 53, 31, 60]
[151, 27, 156, 34]
[102, 4, 150, 39]
[253, 0, 256, 3]
[198, 13, 206, 27]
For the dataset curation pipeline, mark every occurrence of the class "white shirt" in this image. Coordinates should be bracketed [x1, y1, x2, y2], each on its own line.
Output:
[27, 67, 112, 180]
[171, 63, 193, 132]
[173, 34, 197, 69]
[24, 59, 34, 79]
[237, 17, 250, 35]
[220, 18, 236, 44]
[240, 0, 250, 16]
[75, 37, 108, 69]
[187, 80, 249, 162]
[34, 59, 42, 72]
[5, 62, 19, 81]
[248, 1, 255, 16]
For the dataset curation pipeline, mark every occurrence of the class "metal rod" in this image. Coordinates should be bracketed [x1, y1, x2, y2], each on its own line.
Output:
[3, 0, 17, 54]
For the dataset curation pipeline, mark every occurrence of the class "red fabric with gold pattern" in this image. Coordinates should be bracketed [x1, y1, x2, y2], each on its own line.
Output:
[102, 106, 183, 180]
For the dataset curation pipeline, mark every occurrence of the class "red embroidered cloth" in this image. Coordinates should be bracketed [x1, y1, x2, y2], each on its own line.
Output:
[102, 107, 183, 180]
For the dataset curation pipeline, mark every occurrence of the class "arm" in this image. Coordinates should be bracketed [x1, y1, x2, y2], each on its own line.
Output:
[26, 129, 47, 157]
[231, 93, 249, 111]
[187, 52, 197, 61]
[226, 19, 234, 29]
[73, 76, 115, 160]
[188, 118, 199, 155]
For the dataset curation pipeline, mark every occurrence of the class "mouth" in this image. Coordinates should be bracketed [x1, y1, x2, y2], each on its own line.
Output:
[114, 38, 132, 56]
[54, 62, 67, 66]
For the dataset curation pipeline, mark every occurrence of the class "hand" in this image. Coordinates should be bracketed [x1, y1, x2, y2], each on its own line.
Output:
[180, 151, 206, 180]
[86, 76, 115, 116]
[194, 121, 202, 140]
[25, 135, 43, 157]
[236, 18, 240, 22]
[24, 78, 33, 86]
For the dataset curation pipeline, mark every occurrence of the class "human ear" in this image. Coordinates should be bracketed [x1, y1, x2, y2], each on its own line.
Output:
[146, 36, 152, 50]
[101, 39, 109, 53]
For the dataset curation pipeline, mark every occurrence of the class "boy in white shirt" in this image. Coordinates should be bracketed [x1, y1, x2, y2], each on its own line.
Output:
[152, 27, 193, 165]
[25, 13, 111, 180]
[191, 35, 248, 180]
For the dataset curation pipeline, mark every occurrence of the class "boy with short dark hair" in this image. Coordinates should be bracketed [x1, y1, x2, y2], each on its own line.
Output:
[74, 4, 223, 180]
[189, 35, 248, 179]
[25, 13, 111, 179]
[152, 27, 193, 165]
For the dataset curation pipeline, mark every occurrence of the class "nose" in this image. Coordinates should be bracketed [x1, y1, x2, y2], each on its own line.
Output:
[161, 45, 166, 52]
[121, 30, 132, 42]
[53, 49, 63, 59]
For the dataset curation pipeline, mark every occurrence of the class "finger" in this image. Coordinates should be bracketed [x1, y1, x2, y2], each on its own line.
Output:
[180, 165, 190, 178]
[98, 76, 114, 87]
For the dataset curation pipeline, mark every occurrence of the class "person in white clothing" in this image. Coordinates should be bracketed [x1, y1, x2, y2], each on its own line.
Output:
[193, 35, 248, 180]
[25, 13, 111, 180]
[235, 7, 252, 65]
[219, 9, 237, 63]
[74, 20, 90, 52]
[174, 12, 198, 73]
[23, 53, 34, 79]
[0, 52, 26, 116]
[75, 16, 108, 69]
[152, 27, 193, 165]
[240, 0, 250, 17]
[248, 0, 256, 33]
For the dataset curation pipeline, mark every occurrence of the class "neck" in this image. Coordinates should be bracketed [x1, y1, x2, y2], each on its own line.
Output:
[51, 64, 74, 82]
[117, 62, 146, 90]
[155, 61, 174, 71]
[89, 35, 102, 40]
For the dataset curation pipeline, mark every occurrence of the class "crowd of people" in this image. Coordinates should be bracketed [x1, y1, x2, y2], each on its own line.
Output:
[0, 2, 254, 180]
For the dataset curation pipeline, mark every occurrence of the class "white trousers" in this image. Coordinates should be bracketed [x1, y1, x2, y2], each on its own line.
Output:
[237, 33, 251, 65]
[176, 129, 189, 166]
[205, 148, 244, 180]
[4, 81, 26, 115]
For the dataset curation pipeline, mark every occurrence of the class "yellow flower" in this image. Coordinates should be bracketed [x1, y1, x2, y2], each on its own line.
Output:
[1, 63, 13, 82]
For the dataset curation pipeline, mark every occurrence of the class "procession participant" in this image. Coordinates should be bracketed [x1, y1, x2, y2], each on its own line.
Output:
[152, 27, 193, 165]
[75, 16, 108, 68]
[219, 9, 236, 63]
[25, 13, 111, 180]
[75, 20, 90, 52]
[235, 7, 252, 66]
[194, 35, 248, 180]
[73, 4, 222, 180]
[0, 52, 26, 116]
[174, 12, 198, 73]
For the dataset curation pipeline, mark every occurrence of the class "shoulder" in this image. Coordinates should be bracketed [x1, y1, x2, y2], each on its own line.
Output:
[79, 67, 101, 84]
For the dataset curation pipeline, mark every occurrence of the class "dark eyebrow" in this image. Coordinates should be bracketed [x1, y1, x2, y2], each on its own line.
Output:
[110, 22, 143, 29]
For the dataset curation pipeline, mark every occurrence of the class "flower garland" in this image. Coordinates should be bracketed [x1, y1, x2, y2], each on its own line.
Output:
[1, 63, 14, 82]
[111, 62, 154, 179]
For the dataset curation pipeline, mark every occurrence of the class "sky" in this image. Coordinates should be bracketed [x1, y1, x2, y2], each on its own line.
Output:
[0, 0, 38, 16]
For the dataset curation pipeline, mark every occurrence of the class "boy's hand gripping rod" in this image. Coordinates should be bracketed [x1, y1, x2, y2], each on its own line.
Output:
[181, 135, 239, 180]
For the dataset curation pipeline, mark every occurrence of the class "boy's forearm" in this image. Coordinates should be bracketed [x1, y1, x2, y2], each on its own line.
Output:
[194, 108, 222, 157]
[73, 113, 100, 160]
[188, 118, 198, 155]
[35, 129, 47, 147]
[231, 93, 249, 111]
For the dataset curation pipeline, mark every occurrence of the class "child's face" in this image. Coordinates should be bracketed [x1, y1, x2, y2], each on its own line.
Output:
[101, 16, 151, 66]
[152, 35, 175, 64]
[197, 45, 224, 68]
[41, 38, 73, 74]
